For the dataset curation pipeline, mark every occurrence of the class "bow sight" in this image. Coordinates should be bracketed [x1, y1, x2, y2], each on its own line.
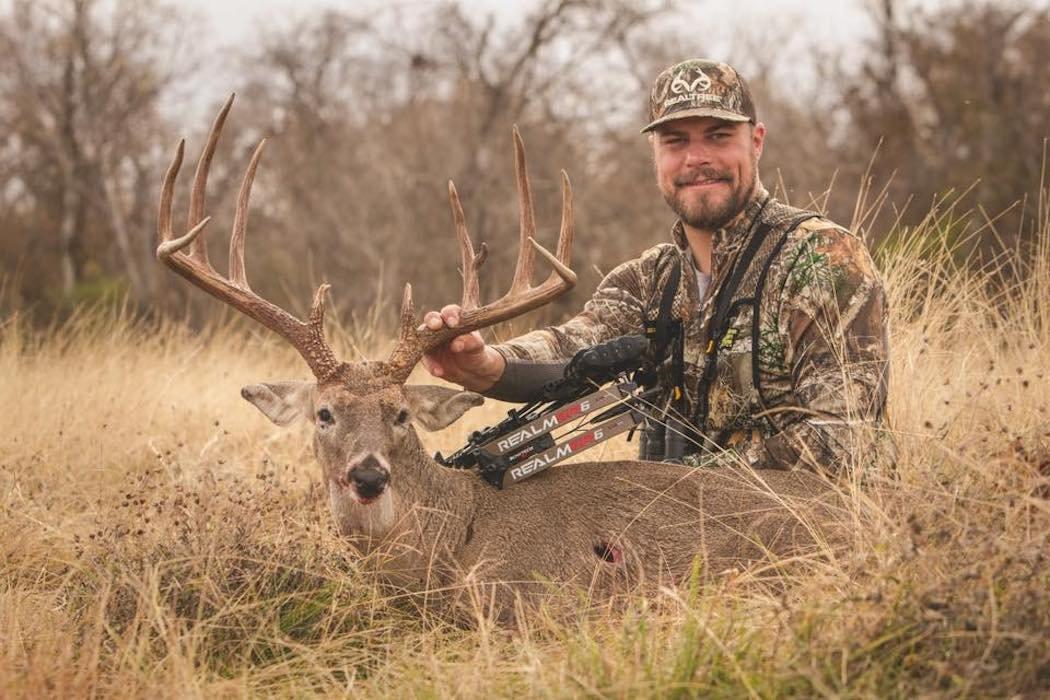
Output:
[436, 335, 662, 488]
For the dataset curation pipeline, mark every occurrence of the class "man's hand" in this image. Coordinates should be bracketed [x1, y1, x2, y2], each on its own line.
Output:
[420, 305, 506, 392]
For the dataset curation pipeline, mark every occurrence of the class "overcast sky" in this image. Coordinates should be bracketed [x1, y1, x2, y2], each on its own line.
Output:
[170, 0, 879, 114]
[189, 0, 878, 52]
[166, 0, 1048, 121]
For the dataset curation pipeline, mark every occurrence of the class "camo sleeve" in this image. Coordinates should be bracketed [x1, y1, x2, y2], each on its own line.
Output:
[742, 224, 890, 473]
[492, 245, 668, 364]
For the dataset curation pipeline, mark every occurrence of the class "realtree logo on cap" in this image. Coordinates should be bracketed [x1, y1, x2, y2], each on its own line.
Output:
[664, 65, 721, 110]
[642, 59, 757, 133]
[671, 67, 711, 95]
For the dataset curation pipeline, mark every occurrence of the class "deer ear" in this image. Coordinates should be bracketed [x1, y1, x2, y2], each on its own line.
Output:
[404, 385, 485, 431]
[241, 381, 316, 426]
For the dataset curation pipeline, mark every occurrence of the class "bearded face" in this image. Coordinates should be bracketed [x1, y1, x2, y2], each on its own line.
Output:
[653, 118, 764, 233]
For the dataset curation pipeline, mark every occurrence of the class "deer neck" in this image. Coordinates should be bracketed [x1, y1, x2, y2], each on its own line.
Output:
[389, 439, 479, 547]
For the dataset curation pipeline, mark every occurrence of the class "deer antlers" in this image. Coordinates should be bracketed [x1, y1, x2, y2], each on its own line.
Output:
[386, 127, 576, 381]
[158, 95, 576, 386]
[157, 95, 344, 381]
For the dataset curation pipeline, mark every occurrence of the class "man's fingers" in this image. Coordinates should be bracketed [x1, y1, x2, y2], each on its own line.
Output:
[440, 304, 462, 328]
[422, 310, 445, 331]
[420, 305, 464, 332]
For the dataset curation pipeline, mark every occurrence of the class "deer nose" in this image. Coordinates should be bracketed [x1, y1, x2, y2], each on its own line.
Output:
[348, 455, 389, 500]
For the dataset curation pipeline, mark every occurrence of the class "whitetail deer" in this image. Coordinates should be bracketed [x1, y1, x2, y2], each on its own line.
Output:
[158, 96, 840, 621]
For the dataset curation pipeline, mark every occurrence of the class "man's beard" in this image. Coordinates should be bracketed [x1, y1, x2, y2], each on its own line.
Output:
[663, 161, 757, 231]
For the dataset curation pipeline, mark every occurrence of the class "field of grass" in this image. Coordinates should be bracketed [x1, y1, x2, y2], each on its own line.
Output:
[1, 194, 1048, 697]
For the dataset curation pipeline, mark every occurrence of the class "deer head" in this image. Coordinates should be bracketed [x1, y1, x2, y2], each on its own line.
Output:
[157, 95, 575, 541]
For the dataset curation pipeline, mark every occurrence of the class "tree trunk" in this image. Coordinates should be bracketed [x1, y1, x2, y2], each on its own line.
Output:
[101, 153, 146, 299]
[58, 175, 79, 296]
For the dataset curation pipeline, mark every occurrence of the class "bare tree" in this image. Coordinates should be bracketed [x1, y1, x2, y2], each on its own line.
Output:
[225, 0, 677, 335]
[0, 0, 190, 304]
[833, 0, 1050, 243]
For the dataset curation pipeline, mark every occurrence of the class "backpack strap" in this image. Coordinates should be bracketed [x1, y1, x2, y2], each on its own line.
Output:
[693, 209, 820, 434]
[642, 248, 683, 400]
[645, 248, 682, 362]
[692, 201, 772, 431]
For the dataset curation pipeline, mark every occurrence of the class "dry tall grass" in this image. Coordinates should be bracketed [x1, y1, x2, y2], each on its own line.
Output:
[1, 191, 1047, 697]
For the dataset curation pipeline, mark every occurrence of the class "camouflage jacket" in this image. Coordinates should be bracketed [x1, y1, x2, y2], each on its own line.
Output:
[491, 183, 890, 474]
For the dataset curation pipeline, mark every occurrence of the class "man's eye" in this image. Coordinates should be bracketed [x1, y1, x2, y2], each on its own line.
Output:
[395, 409, 410, 425]
[318, 408, 333, 424]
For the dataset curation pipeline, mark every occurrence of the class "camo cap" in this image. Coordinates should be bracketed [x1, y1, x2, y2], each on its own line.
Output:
[641, 59, 757, 133]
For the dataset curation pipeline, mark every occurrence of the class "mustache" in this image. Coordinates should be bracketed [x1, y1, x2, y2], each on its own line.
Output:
[674, 169, 731, 187]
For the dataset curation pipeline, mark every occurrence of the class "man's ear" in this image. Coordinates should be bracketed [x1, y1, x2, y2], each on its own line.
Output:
[752, 121, 766, 160]
[240, 381, 316, 426]
[404, 385, 485, 431]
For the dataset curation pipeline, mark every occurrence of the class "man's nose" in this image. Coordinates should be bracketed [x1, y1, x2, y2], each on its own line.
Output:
[683, 141, 713, 168]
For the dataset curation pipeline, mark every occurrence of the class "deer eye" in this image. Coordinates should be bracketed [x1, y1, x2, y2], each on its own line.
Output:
[395, 409, 410, 425]
[317, 408, 334, 424]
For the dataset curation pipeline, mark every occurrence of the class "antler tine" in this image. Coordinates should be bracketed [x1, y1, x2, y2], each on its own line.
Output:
[396, 283, 416, 343]
[157, 96, 344, 383]
[533, 169, 575, 288]
[387, 283, 420, 377]
[308, 283, 331, 325]
[472, 244, 489, 297]
[157, 138, 210, 258]
[509, 125, 537, 295]
[158, 139, 184, 248]
[187, 93, 234, 265]
[448, 180, 487, 311]
[556, 170, 574, 266]
[229, 138, 266, 289]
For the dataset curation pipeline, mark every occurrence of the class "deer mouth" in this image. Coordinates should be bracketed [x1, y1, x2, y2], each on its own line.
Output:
[333, 476, 387, 505]
[350, 487, 384, 505]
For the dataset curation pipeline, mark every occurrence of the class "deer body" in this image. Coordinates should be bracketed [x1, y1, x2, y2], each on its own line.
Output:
[462, 460, 830, 579]
[158, 97, 839, 622]
[342, 453, 833, 613]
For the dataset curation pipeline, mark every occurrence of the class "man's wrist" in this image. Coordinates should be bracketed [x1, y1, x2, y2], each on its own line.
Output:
[466, 347, 506, 392]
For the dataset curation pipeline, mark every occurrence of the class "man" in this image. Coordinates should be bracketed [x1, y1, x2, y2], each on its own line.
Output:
[422, 59, 890, 473]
